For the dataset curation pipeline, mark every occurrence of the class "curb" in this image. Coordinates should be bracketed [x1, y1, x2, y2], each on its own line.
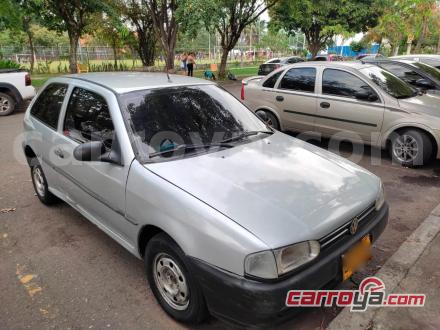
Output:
[328, 203, 440, 330]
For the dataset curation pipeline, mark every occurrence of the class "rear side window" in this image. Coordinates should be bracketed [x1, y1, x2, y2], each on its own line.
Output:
[322, 69, 378, 100]
[279, 68, 316, 92]
[63, 87, 114, 150]
[30, 83, 67, 129]
[380, 63, 423, 84]
[263, 71, 282, 88]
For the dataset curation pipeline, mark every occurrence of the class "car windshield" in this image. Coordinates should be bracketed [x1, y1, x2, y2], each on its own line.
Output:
[412, 62, 440, 81]
[360, 66, 416, 99]
[119, 85, 269, 162]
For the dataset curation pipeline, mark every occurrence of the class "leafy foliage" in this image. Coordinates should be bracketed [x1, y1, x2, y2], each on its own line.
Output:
[0, 59, 22, 69]
[270, 0, 383, 58]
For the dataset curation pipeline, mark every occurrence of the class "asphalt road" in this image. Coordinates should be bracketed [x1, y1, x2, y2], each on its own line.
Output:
[1, 88, 440, 329]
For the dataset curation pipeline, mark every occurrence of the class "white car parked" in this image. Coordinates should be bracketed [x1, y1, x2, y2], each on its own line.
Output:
[0, 69, 36, 116]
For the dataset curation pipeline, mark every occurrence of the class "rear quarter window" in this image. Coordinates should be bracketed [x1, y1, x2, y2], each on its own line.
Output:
[262, 71, 282, 88]
[30, 83, 67, 129]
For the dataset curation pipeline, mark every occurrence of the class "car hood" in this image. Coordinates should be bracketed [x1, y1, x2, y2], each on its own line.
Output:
[145, 132, 380, 249]
[398, 93, 440, 117]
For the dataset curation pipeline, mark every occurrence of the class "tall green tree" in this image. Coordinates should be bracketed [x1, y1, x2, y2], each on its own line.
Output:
[92, 13, 129, 68]
[144, 0, 180, 70]
[0, 0, 41, 71]
[207, 0, 278, 78]
[40, 0, 109, 73]
[270, 0, 382, 58]
[120, 0, 157, 67]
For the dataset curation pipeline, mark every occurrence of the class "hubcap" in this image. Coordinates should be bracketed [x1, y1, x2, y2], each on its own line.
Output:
[393, 134, 419, 163]
[266, 117, 274, 127]
[153, 253, 189, 310]
[0, 96, 10, 113]
[33, 167, 45, 197]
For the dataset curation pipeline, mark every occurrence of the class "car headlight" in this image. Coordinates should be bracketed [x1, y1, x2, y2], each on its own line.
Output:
[244, 250, 278, 279]
[244, 241, 320, 279]
[375, 181, 385, 211]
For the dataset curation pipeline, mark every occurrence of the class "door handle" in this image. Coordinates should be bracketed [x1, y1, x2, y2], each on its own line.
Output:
[320, 102, 330, 109]
[54, 148, 64, 159]
[276, 95, 284, 102]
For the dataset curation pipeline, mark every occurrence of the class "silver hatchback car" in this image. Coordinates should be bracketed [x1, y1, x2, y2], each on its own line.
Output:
[23, 73, 388, 326]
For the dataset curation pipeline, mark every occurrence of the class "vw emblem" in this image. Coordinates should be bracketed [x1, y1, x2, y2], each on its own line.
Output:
[349, 217, 359, 235]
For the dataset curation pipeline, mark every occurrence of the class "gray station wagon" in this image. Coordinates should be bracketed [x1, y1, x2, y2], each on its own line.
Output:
[22, 72, 388, 326]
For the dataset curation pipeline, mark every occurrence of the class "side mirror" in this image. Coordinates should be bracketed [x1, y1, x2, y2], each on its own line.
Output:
[73, 140, 122, 165]
[355, 91, 378, 102]
[256, 110, 268, 122]
[73, 141, 105, 162]
[415, 78, 434, 89]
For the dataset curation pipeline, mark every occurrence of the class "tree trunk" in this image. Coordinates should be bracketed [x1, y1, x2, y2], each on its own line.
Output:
[437, 34, 440, 54]
[112, 38, 118, 69]
[26, 30, 35, 73]
[393, 44, 399, 56]
[137, 28, 156, 67]
[164, 48, 175, 71]
[406, 35, 413, 55]
[308, 42, 321, 59]
[406, 42, 412, 55]
[68, 31, 79, 73]
[415, 18, 428, 53]
[218, 48, 229, 79]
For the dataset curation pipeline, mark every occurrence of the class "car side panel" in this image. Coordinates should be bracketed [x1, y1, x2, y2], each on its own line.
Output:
[125, 160, 269, 275]
[52, 82, 135, 243]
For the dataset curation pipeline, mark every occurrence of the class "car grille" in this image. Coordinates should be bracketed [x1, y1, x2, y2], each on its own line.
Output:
[319, 203, 376, 249]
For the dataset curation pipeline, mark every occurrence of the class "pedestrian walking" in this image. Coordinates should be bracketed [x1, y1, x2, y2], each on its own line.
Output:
[180, 53, 188, 73]
[187, 52, 195, 77]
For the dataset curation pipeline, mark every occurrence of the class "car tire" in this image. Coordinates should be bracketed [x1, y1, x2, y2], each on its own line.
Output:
[256, 110, 280, 130]
[145, 233, 209, 324]
[0, 92, 16, 116]
[31, 163, 59, 205]
[390, 129, 433, 167]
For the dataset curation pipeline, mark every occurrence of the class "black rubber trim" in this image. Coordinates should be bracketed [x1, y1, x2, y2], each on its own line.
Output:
[189, 204, 389, 327]
[284, 109, 378, 127]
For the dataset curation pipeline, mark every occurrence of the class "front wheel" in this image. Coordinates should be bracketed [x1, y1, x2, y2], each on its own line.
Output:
[256, 110, 280, 130]
[390, 129, 433, 167]
[31, 164, 59, 205]
[145, 233, 209, 324]
[0, 92, 15, 116]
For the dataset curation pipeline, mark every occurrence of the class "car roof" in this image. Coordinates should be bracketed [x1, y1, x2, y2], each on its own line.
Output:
[362, 58, 419, 67]
[286, 61, 374, 70]
[390, 54, 440, 59]
[65, 72, 213, 94]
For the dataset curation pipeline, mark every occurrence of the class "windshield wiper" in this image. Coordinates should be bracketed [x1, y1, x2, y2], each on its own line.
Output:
[221, 130, 274, 143]
[148, 142, 234, 159]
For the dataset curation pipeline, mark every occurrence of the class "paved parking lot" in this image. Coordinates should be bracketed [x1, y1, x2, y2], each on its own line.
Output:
[1, 86, 440, 329]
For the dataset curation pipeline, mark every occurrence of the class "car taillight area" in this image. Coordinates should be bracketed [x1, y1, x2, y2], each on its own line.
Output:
[241, 83, 245, 100]
[25, 73, 31, 86]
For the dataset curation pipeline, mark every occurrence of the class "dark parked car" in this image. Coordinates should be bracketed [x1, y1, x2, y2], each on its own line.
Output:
[258, 56, 304, 75]
[362, 58, 440, 92]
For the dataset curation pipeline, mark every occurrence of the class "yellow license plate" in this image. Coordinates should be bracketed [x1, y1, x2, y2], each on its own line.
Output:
[342, 235, 372, 281]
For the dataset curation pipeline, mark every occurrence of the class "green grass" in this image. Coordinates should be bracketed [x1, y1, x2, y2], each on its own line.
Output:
[31, 65, 259, 88]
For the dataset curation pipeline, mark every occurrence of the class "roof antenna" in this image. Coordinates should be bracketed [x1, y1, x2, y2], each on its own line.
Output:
[165, 55, 172, 83]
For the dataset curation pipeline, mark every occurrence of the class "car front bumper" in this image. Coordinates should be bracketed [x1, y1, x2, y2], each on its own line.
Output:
[188, 203, 389, 327]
